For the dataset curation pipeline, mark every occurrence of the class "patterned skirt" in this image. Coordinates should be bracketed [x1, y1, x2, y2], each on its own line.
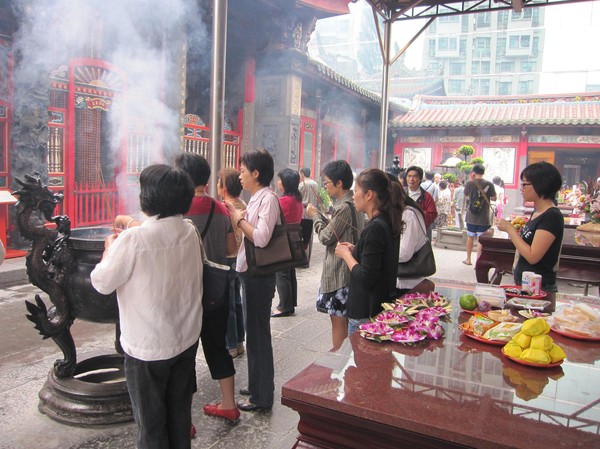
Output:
[316, 286, 349, 317]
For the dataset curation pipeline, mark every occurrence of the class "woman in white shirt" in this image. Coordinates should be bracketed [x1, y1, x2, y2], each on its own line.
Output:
[225, 149, 279, 412]
[91, 164, 202, 448]
[394, 180, 432, 296]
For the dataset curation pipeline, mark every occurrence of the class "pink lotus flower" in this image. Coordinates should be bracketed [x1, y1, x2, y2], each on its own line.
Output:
[359, 321, 394, 337]
[374, 311, 410, 325]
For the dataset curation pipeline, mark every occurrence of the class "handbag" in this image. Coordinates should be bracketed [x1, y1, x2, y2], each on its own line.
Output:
[244, 194, 308, 276]
[397, 211, 436, 278]
[187, 210, 232, 312]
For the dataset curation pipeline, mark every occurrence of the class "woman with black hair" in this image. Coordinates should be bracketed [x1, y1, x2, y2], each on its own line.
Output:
[496, 162, 564, 300]
[335, 168, 403, 336]
[272, 168, 303, 317]
[91, 164, 202, 448]
[307, 160, 364, 349]
[224, 149, 278, 412]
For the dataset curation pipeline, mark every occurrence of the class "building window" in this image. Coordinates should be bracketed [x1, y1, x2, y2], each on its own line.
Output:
[460, 38, 467, 57]
[518, 80, 533, 94]
[481, 61, 490, 74]
[438, 37, 457, 51]
[480, 79, 490, 95]
[476, 12, 491, 27]
[497, 11, 509, 30]
[500, 61, 514, 73]
[521, 61, 534, 72]
[496, 37, 506, 58]
[474, 37, 491, 57]
[429, 39, 436, 57]
[532, 8, 540, 27]
[509, 35, 531, 49]
[532, 36, 539, 57]
[461, 15, 469, 32]
[498, 82, 512, 95]
[471, 62, 479, 74]
[448, 80, 465, 94]
[450, 63, 465, 76]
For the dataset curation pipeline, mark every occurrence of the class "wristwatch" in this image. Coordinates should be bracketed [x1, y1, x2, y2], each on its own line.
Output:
[237, 217, 246, 228]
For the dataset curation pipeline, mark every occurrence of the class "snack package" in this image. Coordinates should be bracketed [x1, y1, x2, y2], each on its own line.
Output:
[483, 322, 522, 341]
[465, 313, 497, 336]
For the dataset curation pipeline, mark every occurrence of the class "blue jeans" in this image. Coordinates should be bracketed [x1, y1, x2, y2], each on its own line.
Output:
[124, 340, 198, 449]
[239, 272, 276, 408]
[348, 318, 370, 337]
[226, 258, 245, 350]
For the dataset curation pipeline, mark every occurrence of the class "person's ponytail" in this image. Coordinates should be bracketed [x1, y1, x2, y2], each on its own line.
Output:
[387, 179, 405, 237]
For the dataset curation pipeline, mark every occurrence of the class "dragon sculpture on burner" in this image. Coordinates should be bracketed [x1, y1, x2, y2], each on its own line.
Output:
[13, 174, 119, 378]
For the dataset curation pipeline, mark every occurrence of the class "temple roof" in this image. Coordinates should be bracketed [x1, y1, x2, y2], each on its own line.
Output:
[390, 93, 600, 128]
[308, 57, 405, 111]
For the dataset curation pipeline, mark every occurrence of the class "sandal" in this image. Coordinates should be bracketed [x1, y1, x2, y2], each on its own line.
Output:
[462, 260, 472, 265]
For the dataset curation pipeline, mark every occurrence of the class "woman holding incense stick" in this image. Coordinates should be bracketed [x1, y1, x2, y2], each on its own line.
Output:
[306, 160, 364, 349]
[335, 168, 403, 337]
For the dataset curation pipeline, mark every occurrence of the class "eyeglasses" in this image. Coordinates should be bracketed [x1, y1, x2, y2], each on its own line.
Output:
[521, 182, 532, 189]
[322, 180, 332, 188]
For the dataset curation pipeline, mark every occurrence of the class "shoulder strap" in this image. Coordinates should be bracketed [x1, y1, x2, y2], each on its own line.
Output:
[201, 198, 216, 239]
[474, 181, 491, 208]
[185, 218, 207, 262]
[344, 200, 359, 241]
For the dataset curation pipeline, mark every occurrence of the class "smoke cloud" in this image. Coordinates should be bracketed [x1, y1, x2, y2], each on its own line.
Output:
[11, 0, 208, 173]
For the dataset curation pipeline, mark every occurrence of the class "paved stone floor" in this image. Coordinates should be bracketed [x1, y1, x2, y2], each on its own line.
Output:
[0, 241, 592, 449]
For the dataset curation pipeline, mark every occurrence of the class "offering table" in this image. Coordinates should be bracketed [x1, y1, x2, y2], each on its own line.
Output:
[475, 228, 600, 293]
[281, 286, 600, 449]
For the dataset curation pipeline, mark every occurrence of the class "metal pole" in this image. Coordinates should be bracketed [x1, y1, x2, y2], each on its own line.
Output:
[378, 17, 392, 170]
[208, 0, 228, 196]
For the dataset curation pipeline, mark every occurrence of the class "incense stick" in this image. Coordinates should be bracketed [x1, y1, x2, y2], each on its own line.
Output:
[309, 185, 360, 241]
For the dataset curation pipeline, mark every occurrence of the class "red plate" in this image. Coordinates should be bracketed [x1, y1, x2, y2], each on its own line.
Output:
[550, 326, 600, 342]
[500, 285, 547, 300]
[501, 347, 563, 368]
[459, 324, 506, 346]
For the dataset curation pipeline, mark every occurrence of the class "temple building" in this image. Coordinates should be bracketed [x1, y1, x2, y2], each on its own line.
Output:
[391, 92, 600, 208]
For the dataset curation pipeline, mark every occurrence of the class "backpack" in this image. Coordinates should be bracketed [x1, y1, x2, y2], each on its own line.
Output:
[468, 182, 488, 215]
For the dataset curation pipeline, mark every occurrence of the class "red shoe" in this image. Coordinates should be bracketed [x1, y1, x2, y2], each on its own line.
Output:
[190, 424, 196, 439]
[203, 402, 241, 422]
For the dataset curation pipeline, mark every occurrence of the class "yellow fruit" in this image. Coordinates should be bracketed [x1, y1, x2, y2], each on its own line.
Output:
[521, 318, 549, 336]
[548, 344, 567, 363]
[503, 341, 523, 358]
[530, 335, 553, 351]
[512, 332, 532, 349]
[459, 294, 478, 311]
[520, 348, 551, 364]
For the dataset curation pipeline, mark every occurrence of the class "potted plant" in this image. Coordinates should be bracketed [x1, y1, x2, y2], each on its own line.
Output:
[458, 145, 475, 161]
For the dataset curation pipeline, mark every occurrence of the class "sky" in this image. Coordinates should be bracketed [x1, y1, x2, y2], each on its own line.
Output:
[342, 0, 600, 94]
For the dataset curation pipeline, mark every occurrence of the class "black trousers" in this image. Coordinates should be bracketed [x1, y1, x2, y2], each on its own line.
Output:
[200, 301, 236, 380]
[124, 340, 199, 449]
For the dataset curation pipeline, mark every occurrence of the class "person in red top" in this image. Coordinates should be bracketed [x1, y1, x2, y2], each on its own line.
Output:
[272, 168, 303, 317]
[405, 166, 437, 239]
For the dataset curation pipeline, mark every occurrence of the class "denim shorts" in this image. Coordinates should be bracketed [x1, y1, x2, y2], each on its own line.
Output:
[466, 223, 491, 237]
